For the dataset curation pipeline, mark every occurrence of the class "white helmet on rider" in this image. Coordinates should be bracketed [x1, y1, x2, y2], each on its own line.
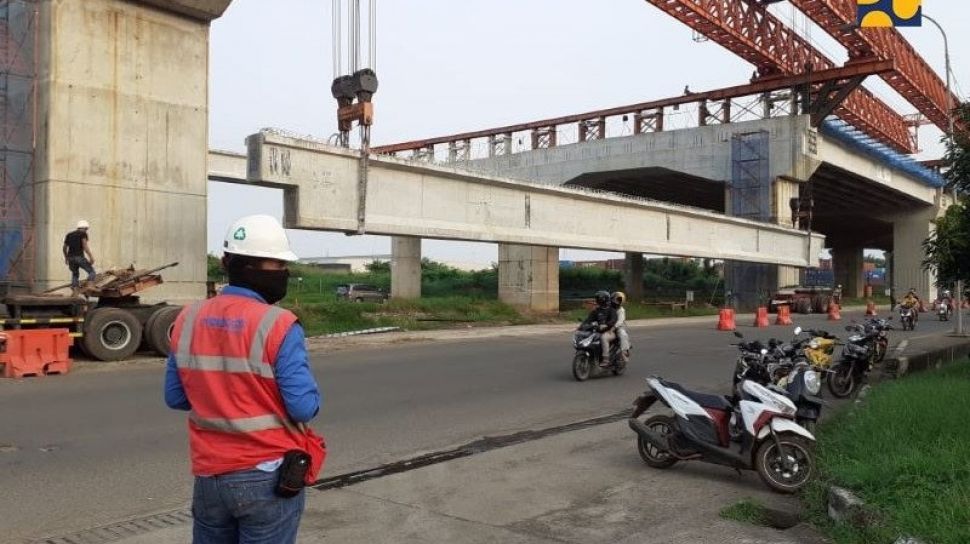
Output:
[76, 219, 90, 229]
[222, 214, 298, 262]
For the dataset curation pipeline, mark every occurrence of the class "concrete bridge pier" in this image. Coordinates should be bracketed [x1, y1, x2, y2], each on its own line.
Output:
[498, 244, 559, 313]
[832, 246, 865, 299]
[623, 253, 644, 302]
[391, 236, 422, 299]
[33, 0, 232, 301]
[892, 204, 943, 303]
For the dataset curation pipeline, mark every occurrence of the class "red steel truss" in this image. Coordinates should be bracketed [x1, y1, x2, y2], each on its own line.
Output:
[642, 0, 914, 153]
[785, 0, 959, 135]
[373, 60, 894, 156]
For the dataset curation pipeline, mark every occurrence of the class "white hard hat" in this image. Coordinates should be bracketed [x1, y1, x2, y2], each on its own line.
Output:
[222, 214, 298, 262]
[77, 219, 90, 229]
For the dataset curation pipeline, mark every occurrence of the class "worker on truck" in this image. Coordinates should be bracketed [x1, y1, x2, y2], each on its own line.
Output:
[63, 219, 96, 295]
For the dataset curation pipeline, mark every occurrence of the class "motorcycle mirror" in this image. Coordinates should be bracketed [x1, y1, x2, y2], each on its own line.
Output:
[793, 326, 803, 335]
[760, 348, 768, 355]
[733, 331, 744, 338]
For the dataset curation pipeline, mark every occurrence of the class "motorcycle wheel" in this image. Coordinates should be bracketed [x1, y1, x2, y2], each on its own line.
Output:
[572, 352, 592, 382]
[755, 433, 816, 494]
[636, 415, 678, 469]
[827, 366, 856, 398]
[875, 341, 888, 364]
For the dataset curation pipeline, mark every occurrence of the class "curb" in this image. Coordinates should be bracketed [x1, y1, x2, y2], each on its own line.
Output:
[313, 326, 402, 339]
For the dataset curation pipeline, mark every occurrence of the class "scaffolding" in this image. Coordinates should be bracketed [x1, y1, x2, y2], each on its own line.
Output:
[0, 0, 37, 290]
[727, 131, 774, 310]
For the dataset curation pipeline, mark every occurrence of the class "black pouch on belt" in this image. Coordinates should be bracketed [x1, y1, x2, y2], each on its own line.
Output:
[275, 449, 311, 498]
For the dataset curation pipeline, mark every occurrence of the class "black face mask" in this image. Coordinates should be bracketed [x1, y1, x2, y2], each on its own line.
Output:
[234, 267, 290, 305]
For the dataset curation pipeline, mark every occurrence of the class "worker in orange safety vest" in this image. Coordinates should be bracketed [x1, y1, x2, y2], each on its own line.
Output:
[165, 214, 325, 544]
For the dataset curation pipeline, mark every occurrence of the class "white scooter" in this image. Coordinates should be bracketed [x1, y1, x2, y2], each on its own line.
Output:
[628, 377, 817, 493]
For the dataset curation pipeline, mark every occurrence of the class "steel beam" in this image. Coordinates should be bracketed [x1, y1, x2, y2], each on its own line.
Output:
[786, 0, 959, 135]
[641, 0, 913, 153]
[373, 60, 894, 155]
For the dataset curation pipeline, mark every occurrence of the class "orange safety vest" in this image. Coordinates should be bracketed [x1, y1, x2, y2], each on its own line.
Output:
[171, 294, 326, 483]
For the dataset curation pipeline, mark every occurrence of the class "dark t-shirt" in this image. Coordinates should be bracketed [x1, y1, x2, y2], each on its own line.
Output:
[64, 230, 88, 257]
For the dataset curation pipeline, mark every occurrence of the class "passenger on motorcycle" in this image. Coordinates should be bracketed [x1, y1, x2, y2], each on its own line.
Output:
[611, 291, 631, 362]
[901, 288, 921, 322]
[580, 290, 618, 362]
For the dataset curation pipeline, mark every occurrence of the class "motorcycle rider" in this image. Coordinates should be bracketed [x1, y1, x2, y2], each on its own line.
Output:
[580, 290, 619, 363]
[901, 288, 921, 324]
[611, 291, 631, 362]
[939, 289, 953, 317]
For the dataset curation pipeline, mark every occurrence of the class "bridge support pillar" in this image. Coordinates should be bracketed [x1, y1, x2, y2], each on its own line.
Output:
[892, 207, 940, 303]
[624, 253, 644, 302]
[832, 246, 865, 299]
[33, 0, 231, 301]
[498, 244, 559, 313]
[391, 236, 422, 300]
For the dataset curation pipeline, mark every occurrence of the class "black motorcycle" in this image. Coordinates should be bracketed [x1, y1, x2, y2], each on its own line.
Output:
[572, 322, 626, 381]
[731, 331, 823, 431]
[827, 324, 877, 398]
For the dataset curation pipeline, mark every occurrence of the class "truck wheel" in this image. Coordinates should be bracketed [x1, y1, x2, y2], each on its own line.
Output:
[83, 307, 143, 361]
[796, 299, 811, 314]
[145, 306, 182, 356]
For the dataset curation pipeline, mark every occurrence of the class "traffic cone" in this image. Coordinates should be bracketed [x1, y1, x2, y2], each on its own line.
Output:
[827, 301, 841, 321]
[775, 304, 793, 325]
[865, 301, 877, 316]
[754, 306, 769, 328]
[717, 308, 736, 331]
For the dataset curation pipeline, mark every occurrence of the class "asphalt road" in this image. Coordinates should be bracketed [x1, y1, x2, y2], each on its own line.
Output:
[0, 310, 955, 542]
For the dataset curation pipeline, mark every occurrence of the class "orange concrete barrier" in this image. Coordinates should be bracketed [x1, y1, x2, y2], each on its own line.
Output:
[753, 306, 769, 328]
[717, 309, 736, 331]
[865, 301, 877, 316]
[775, 304, 793, 326]
[0, 329, 73, 379]
[827, 301, 842, 321]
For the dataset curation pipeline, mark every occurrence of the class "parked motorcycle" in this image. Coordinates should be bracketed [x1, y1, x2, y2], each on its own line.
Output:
[731, 331, 823, 431]
[572, 322, 627, 381]
[628, 377, 816, 493]
[899, 304, 918, 331]
[861, 317, 893, 364]
[827, 324, 877, 398]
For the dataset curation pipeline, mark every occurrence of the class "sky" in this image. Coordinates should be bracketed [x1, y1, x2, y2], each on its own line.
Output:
[207, 0, 970, 265]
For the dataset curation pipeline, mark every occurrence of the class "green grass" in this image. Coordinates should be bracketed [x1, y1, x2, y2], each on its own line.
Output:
[805, 361, 970, 544]
[720, 499, 772, 527]
[284, 296, 539, 336]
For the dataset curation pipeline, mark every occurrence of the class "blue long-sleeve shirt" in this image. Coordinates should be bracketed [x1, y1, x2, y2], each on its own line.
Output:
[164, 286, 321, 423]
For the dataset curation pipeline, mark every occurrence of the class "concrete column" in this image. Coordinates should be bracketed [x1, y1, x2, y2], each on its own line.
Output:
[391, 236, 421, 300]
[623, 253, 644, 302]
[892, 207, 939, 303]
[498, 244, 559, 313]
[832, 246, 865, 299]
[34, 0, 231, 302]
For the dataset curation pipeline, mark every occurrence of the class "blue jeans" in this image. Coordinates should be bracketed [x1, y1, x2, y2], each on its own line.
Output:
[68, 256, 96, 287]
[192, 468, 306, 544]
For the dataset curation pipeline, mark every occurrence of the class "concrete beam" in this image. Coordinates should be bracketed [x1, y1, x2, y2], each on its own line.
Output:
[245, 130, 824, 267]
[208, 149, 247, 183]
[130, 0, 232, 21]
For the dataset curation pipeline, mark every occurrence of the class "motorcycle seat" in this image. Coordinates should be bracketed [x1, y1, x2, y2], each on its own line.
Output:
[662, 380, 734, 411]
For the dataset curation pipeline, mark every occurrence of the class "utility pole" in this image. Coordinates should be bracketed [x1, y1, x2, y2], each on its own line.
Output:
[923, 14, 962, 335]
